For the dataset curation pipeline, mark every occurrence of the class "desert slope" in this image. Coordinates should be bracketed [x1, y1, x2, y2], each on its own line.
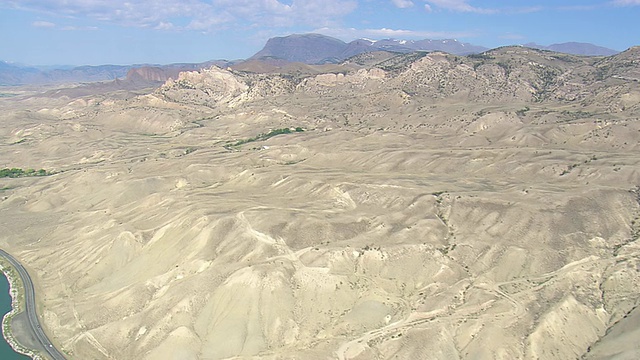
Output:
[0, 47, 639, 359]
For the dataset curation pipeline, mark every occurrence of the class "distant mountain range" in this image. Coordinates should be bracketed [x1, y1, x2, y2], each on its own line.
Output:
[249, 34, 620, 65]
[250, 33, 488, 64]
[523, 42, 618, 56]
[0, 61, 132, 86]
[0, 60, 235, 87]
[0, 34, 621, 86]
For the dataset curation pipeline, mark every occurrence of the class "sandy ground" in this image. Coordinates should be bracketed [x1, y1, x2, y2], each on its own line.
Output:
[0, 50, 639, 359]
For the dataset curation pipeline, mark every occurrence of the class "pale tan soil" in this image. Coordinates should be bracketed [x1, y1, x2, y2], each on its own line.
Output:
[0, 47, 639, 359]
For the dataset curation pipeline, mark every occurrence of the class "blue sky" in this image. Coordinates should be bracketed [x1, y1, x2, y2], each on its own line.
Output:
[0, 0, 639, 66]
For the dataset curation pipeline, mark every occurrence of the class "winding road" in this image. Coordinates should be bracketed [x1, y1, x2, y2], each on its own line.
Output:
[0, 249, 66, 360]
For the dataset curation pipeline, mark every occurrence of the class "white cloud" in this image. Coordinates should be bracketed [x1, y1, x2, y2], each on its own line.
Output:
[30, 19, 98, 30]
[556, 4, 599, 11]
[186, 16, 232, 31]
[391, 0, 414, 8]
[611, 0, 640, 5]
[314, 26, 476, 40]
[288, 0, 358, 25]
[423, 0, 542, 14]
[424, 4, 433, 12]
[31, 20, 56, 27]
[61, 25, 98, 31]
[425, 0, 497, 14]
[3, 0, 358, 31]
[6, 0, 213, 26]
[154, 21, 175, 31]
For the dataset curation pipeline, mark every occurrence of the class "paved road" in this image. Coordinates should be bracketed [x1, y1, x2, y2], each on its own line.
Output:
[0, 249, 66, 360]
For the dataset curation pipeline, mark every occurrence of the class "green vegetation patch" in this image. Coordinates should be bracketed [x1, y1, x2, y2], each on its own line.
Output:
[0, 168, 50, 178]
[516, 106, 530, 117]
[229, 127, 304, 148]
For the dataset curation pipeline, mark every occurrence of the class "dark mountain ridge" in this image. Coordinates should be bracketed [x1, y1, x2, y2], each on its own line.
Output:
[1, 34, 623, 86]
[249, 33, 488, 64]
[249, 34, 620, 65]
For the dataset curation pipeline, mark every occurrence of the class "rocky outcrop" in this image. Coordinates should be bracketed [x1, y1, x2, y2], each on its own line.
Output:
[157, 66, 249, 107]
[152, 47, 640, 118]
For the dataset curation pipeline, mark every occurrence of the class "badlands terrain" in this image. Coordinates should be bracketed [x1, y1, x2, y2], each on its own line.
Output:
[1, 46, 640, 359]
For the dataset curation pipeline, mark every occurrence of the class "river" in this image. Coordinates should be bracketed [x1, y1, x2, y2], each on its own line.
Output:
[0, 273, 31, 359]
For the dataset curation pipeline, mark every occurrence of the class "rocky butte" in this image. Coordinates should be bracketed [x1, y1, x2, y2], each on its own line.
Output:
[0, 46, 639, 359]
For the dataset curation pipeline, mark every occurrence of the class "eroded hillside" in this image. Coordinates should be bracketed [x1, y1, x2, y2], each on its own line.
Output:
[1, 47, 639, 360]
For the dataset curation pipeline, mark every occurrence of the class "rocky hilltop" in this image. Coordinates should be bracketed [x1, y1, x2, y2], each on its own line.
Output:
[0, 47, 639, 360]
[156, 46, 640, 115]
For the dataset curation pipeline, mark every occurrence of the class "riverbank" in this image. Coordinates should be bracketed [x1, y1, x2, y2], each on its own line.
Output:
[0, 259, 43, 360]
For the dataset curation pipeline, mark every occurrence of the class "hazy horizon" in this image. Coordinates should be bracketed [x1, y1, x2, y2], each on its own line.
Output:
[0, 36, 631, 68]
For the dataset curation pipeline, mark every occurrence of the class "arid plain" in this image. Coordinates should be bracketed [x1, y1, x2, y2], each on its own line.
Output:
[1, 47, 640, 359]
